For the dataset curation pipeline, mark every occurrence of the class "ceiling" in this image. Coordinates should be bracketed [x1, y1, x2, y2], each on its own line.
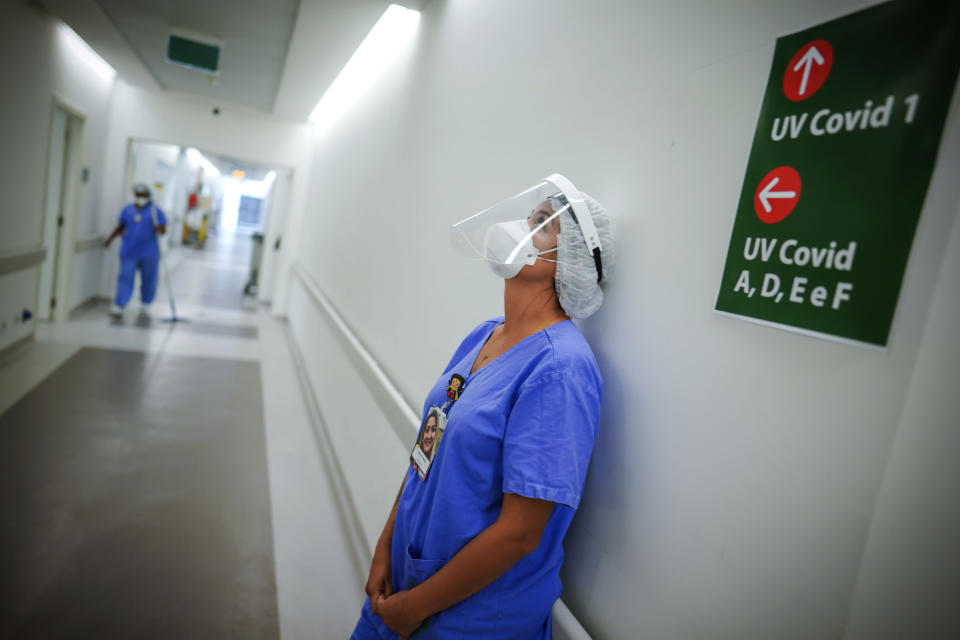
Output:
[94, 0, 300, 113]
[204, 151, 275, 182]
[37, 0, 407, 121]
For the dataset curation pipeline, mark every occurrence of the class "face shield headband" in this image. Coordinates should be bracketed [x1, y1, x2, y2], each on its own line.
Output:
[545, 174, 604, 283]
[547, 190, 603, 283]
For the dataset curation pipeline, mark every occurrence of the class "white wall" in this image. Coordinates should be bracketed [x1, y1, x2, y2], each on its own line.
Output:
[257, 168, 293, 303]
[285, 1, 960, 638]
[843, 198, 960, 640]
[66, 249, 102, 311]
[0, 269, 40, 349]
[96, 80, 313, 301]
[0, 1, 116, 347]
[128, 140, 180, 212]
[287, 275, 408, 553]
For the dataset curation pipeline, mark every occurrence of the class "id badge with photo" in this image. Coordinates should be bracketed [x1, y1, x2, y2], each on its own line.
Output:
[410, 405, 447, 481]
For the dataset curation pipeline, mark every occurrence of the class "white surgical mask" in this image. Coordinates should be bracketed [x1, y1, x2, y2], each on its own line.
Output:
[135, 196, 149, 207]
[483, 219, 556, 279]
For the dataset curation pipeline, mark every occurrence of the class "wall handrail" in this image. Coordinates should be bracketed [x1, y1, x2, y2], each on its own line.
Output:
[74, 235, 104, 253]
[0, 247, 47, 276]
[293, 263, 420, 446]
[290, 263, 593, 640]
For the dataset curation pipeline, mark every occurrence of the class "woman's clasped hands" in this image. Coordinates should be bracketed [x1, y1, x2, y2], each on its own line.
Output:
[366, 546, 424, 638]
[373, 589, 423, 639]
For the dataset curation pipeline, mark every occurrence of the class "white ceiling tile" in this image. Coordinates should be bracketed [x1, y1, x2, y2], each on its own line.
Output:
[95, 0, 300, 112]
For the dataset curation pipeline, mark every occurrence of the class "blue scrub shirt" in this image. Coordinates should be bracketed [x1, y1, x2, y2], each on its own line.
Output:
[369, 317, 602, 639]
[118, 203, 166, 260]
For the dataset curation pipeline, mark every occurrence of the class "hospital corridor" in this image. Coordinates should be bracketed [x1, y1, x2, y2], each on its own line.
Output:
[1, 230, 362, 638]
[2, 1, 959, 639]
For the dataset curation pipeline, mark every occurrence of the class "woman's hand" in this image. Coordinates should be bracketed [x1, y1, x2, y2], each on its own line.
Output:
[375, 590, 423, 637]
[369, 474, 405, 618]
[365, 547, 393, 615]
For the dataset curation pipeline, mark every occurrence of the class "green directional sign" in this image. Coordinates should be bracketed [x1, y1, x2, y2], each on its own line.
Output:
[715, 1, 960, 347]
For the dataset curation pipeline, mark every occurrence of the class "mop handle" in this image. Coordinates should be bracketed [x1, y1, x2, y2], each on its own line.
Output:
[150, 204, 178, 320]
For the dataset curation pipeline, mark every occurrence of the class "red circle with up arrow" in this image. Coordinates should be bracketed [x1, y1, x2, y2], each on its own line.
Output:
[754, 166, 802, 224]
[783, 39, 833, 101]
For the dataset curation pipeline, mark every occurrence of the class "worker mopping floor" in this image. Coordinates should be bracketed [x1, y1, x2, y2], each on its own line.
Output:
[103, 185, 260, 322]
[103, 183, 170, 322]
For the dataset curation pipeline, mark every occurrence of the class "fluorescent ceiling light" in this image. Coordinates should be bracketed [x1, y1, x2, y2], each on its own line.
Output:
[309, 4, 420, 131]
[58, 22, 116, 81]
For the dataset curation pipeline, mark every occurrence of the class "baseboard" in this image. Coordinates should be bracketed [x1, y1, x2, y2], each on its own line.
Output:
[69, 295, 110, 318]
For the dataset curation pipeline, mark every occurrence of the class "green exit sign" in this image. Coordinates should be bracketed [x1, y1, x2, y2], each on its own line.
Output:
[167, 33, 220, 73]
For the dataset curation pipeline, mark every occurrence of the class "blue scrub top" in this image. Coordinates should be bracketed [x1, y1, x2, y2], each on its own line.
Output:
[391, 317, 602, 639]
[118, 203, 167, 260]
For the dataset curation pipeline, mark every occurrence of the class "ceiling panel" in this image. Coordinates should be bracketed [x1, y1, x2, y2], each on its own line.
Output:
[95, 0, 300, 112]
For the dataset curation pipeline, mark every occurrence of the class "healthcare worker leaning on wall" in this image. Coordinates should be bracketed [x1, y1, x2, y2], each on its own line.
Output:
[103, 183, 167, 318]
[351, 174, 616, 640]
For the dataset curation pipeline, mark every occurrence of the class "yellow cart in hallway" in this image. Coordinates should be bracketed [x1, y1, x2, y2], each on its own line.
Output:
[182, 207, 208, 248]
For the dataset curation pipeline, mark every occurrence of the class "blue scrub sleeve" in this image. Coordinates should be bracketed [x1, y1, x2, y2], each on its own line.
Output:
[502, 370, 600, 509]
[117, 208, 128, 226]
[156, 208, 168, 226]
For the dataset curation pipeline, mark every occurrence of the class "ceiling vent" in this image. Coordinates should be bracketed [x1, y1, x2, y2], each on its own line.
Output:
[166, 28, 222, 74]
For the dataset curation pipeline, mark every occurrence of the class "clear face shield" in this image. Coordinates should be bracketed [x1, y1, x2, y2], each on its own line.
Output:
[450, 174, 602, 280]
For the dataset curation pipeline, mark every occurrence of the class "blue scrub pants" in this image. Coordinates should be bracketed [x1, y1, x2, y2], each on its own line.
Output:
[115, 257, 159, 307]
[351, 598, 395, 639]
[350, 596, 552, 639]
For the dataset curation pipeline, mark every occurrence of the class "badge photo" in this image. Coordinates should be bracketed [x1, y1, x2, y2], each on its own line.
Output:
[410, 406, 447, 480]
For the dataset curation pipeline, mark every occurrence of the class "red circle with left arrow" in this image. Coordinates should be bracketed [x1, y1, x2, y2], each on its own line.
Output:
[754, 166, 802, 223]
[783, 39, 833, 101]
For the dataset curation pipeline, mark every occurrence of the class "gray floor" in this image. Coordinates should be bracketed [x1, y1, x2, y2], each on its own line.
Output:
[167, 230, 258, 312]
[0, 347, 278, 639]
[116, 312, 260, 340]
[10, 227, 365, 639]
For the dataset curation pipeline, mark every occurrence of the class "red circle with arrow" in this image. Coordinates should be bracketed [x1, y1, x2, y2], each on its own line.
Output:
[783, 39, 833, 101]
[754, 166, 802, 223]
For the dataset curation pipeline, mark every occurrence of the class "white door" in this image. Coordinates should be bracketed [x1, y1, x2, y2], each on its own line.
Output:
[37, 107, 70, 321]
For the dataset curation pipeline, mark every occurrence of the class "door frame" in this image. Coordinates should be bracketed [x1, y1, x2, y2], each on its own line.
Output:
[35, 103, 68, 320]
[36, 95, 86, 322]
